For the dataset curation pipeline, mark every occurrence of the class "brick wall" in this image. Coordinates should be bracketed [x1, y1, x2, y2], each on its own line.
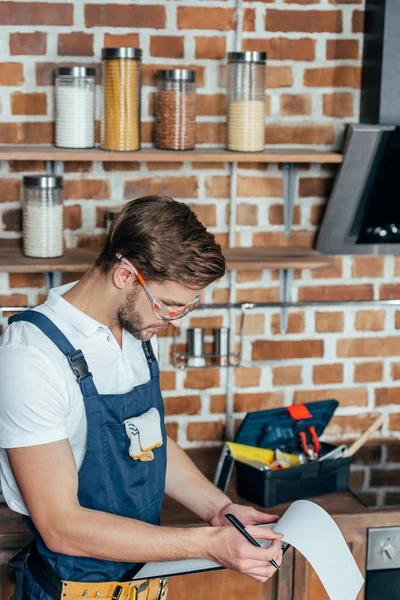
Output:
[3, 0, 399, 448]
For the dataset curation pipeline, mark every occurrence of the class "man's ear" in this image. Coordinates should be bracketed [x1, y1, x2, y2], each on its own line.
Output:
[112, 262, 136, 290]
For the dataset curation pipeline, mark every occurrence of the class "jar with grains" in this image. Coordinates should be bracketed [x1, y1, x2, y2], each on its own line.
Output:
[101, 48, 142, 151]
[226, 51, 267, 152]
[55, 66, 96, 149]
[155, 69, 196, 150]
[22, 176, 63, 259]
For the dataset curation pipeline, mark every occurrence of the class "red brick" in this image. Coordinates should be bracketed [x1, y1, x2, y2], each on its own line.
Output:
[310, 204, 324, 225]
[188, 316, 223, 335]
[380, 284, 400, 300]
[104, 33, 140, 48]
[11, 92, 46, 115]
[3, 209, 21, 232]
[315, 312, 344, 333]
[352, 10, 364, 33]
[236, 270, 263, 283]
[0, 2, 73, 25]
[9, 273, 45, 288]
[355, 311, 385, 332]
[165, 422, 178, 441]
[64, 205, 82, 230]
[354, 362, 383, 383]
[196, 122, 225, 144]
[0, 63, 23, 86]
[326, 39, 359, 60]
[280, 94, 312, 116]
[186, 421, 224, 442]
[298, 285, 373, 302]
[304, 67, 361, 88]
[326, 414, 380, 436]
[235, 288, 279, 304]
[272, 366, 302, 386]
[299, 177, 334, 198]
[0, 294, 28, 306]
[164, 395, 200, 416]
[0, 180, 20, 203]
[323, 93, 354, 117]
[197, 94, 227, 117]
[85, 4, 166, 28]
[253, 231, 314, 248]
[375, 388, 400, 406]
[150, 36, 184, 59]
[267, 66, 293, 89]
[195, 37, 226, 60]
[102, 162, 140, 172]
[238, 176, 283, 198]
[352, 257, 384, 278]
[236, 313, 265, 335]
[124, 177, 197, 200]
[64, 162, 93, 174]
[236, 203, 258, 226]
[271, 312, 304, 335]
[234, 392, 284, 412]
[266, 124, 334, 145]
[235, 367, 261, 388]
[294, 388, 367, 407]
[36, 62, 101, 86]
[338, 337, 400, 357]
[76, 235, 104, 250]
[266, 9, 342, 32]
[392, 362, 400, 380]
[160, 371, 176, 392]
[210, 395, 226, 414]
[312, 258, 342, 279]
[64, 180, 110, 201]
[269, 204, 300, 226]
[313, 364, 343, 385]
[58, 32, 93, 56]
[177, 7, 254, 31]
[10, 32, 46, 56]
[146, 162, 183, 172]
[389, 414, 400, 431]
[243, 37, 315, 61]
[184, 369, 220, 390]
[253, 339, 323, 361]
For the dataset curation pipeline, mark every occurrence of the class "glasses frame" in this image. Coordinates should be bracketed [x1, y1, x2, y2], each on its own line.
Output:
[115, 253, 200, 322]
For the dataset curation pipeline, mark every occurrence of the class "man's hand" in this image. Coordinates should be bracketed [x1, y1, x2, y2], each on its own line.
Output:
[209, 502, 279, 528]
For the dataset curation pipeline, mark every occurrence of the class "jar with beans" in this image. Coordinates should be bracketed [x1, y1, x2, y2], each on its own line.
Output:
[155, 69, 196, 151]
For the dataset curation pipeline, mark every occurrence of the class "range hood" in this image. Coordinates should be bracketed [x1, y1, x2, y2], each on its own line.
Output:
[316, 0, 400, 255]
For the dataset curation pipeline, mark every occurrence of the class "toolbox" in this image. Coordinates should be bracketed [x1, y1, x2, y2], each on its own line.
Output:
[234, 399, 354, 507]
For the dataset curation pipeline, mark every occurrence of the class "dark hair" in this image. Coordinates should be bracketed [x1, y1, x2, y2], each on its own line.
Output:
[96, 196, 226, 288]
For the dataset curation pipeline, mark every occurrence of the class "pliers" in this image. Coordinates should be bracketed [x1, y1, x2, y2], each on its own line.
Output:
[298, 426, 320, 459]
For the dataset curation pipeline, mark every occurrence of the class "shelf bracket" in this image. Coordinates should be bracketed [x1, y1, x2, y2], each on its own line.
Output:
[282, 163, 298, 238]
[279, 268, 294, 334]
[45, 272, 62, 293]
[46, 160, 64, 177]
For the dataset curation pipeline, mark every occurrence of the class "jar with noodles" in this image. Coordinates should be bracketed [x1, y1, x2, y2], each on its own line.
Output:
[101, 47, 142, 151]
[226, 51, 267, 152]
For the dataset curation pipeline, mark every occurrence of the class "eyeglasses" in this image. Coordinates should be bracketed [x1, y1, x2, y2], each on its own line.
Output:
[116, 253, 200, 321]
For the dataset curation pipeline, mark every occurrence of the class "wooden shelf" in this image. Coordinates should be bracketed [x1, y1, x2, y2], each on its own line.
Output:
[0, 244, 333, 273]
[0, 145, 343, 164]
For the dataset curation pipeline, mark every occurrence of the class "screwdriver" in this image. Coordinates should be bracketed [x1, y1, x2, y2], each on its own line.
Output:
[225, 513, 281, 570]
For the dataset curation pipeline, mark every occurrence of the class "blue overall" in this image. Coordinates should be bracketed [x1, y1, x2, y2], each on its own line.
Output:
[8, 310, 167, 599]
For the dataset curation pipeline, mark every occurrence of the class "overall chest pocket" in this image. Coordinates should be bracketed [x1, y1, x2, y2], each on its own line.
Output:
[102, 422, 165, 521]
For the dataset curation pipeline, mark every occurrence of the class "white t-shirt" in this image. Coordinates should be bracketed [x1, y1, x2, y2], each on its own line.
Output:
[0, 282, 158, 516]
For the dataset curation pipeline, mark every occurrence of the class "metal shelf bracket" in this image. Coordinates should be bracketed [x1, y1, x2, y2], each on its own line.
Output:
[46, 160, 64, 177]
[279, 268, 294, 334]
[283, 163, 298, 238]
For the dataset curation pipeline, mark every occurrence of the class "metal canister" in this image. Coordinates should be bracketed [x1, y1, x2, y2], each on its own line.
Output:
[213, 327, 230, 366]
[187, 328, 206, 368]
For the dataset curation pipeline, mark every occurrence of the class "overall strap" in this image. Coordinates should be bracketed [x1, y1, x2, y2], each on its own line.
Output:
[9, 310, 98, 397]
[141, 340, 159, 378]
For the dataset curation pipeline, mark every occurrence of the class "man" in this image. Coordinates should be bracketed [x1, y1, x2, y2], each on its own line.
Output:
[0, 196, 282, 600]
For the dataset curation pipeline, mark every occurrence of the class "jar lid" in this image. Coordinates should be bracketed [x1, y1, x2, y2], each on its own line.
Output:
[227, 51, 267, 64]
[23, 176, 63, 189]
[157, 69, 196, 82]
[102, 48, 142, 60]
[56, 66, 96, 77]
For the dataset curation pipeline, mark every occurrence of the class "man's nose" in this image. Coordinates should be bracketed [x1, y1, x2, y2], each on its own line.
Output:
[170, 318, 182, 329]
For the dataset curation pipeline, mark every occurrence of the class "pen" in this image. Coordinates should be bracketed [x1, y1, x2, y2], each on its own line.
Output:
[224, 513, 281, 571]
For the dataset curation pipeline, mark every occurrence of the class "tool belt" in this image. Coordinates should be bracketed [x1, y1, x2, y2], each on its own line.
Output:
[25, 545, 168, 600]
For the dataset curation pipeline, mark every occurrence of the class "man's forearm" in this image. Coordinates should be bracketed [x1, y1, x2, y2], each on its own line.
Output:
[46, 503, 212, 563]
[165, 437, 231, 523]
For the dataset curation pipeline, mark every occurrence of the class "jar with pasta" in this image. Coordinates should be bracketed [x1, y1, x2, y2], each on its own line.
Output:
[226, 51, 267, 152]
[155, 69, 196, 150]
[101, 47, 142, 151]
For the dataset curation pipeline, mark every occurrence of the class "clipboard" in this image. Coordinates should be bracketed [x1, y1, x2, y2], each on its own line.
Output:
[213, 443, 235, 492]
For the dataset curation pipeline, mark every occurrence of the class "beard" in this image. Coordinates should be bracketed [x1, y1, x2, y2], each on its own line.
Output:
[117, 286, 168, 341]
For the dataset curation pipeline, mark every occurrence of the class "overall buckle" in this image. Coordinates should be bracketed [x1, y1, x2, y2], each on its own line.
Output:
[67, 350, 92, 382]
[156, 578, 168, 600]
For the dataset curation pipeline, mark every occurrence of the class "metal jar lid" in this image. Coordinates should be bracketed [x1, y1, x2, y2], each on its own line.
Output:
[227, 51, 267, 64]
[157, 69, 196, 82]
[102, 48, 142, 60]
[23, 176, 63, 189]
[56, 66, 96, 77]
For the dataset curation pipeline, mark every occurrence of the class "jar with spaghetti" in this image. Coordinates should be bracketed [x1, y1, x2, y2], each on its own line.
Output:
[226, 51, 267, 152]
[55, 67, 96, 149]
[22, 176, 63, 258]
[155, 69, 196, 150]
[101, 48, 142, 151]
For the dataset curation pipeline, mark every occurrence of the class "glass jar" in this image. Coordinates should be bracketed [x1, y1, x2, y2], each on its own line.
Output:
[22, 176, 63, 258]
[155, 69, 196, 150]
[102, 47, 142, 151]
[55, 67, 96, 149]
[226, 51, 267, 152]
